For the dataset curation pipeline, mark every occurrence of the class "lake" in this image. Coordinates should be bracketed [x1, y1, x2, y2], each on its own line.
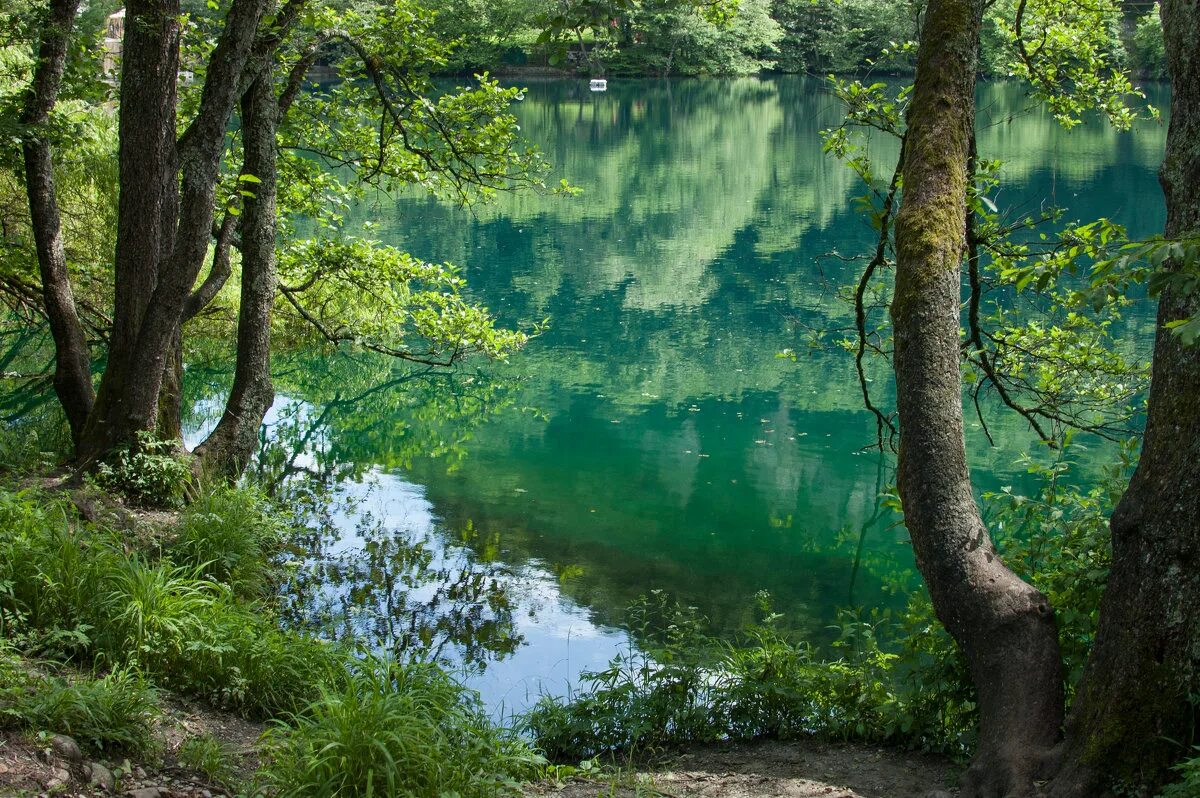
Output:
[188, 75, 1169, 713]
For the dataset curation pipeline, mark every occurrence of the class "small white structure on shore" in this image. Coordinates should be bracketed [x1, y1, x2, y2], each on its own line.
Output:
[589, 79, 607, 92]
[102, 9, 124, 77]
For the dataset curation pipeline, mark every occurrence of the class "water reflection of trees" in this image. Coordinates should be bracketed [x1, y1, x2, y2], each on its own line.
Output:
[184, 350, 528, 670]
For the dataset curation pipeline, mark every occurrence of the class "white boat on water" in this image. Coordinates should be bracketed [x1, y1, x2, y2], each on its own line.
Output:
[589, 79, 607, 92]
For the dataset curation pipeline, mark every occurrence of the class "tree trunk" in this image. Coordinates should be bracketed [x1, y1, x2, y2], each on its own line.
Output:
[76, 0, 181, 460]
[19, 0, 95, 446]
[891, 0, 1064, 794]
[195, 69, 278, 479]
[78, 0, 270, 462]
[1048, 2, 1200, 794]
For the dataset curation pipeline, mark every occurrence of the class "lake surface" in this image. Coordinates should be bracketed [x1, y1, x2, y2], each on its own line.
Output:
[191, 76, 1169, 713]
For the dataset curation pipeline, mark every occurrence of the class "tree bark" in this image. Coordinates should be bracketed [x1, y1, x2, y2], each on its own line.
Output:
[19, 0, 94, 446]
[1048, 2, 1200, 794]
[195, 68, 279, 478]
[891, 0, 1064, 794]
[78, 0, 271, 461]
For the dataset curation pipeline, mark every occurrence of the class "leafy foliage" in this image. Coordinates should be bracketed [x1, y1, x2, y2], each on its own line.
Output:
[996, 0, 1150, 129]
[277, 238, 534, 365]
[93, 432, 194, 509]
[1129, 4, 1166, 79]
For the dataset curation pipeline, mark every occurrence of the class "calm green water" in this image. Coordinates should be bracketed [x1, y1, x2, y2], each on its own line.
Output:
[193, 76, 1169, 711]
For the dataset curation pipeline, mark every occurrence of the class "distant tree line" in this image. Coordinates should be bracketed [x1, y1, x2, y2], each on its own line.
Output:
[421, 0, 1169, 78]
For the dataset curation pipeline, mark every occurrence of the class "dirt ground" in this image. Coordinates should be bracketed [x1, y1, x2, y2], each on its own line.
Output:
[0, 696, 262, 798]
[2, 731, 956, 798]
[526, 740, 958, 798]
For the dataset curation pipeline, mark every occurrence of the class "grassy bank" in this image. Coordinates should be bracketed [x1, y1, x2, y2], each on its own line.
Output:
[0, 480, 543, 796]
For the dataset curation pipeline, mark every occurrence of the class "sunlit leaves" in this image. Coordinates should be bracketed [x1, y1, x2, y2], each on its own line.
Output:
[277, 237, 534, 365]
[995, 0, 1152, 130]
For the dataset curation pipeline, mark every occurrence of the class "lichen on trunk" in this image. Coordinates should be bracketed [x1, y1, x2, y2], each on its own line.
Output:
[891, 0, 1065, 793]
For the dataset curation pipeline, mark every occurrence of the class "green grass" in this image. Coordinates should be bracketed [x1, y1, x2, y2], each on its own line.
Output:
[0, 641, 159, 755]
[257, 656, 543, 798]
[172, 486, 283, 595]
[0, 485, 543, 796]
[178, 732, 235, 786]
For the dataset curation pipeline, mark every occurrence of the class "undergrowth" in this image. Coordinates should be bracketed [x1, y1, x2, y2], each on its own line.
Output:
[0, 640, 158, 755]
[0, 482, 539, 797]
[257, 657, 543, 797]
[527, 441, 1135, 763]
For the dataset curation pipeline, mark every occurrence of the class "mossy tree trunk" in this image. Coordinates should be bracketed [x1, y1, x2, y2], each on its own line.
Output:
[1047, 2, 1200, 794]
[891, 0, 1065, 794]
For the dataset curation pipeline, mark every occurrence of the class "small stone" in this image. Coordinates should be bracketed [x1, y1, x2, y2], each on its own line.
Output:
[89, 762, 117, 792]
[49, 734, 83, 764]
[126, 788, 163, 798]
[922, 791, 954, 798]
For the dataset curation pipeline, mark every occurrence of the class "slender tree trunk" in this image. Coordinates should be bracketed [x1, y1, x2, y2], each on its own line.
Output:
[1048, 3, 1200, 794]
[891, 0, 1064, 794]
[195, 69, 278, 478]
[19, 0, 94, 446]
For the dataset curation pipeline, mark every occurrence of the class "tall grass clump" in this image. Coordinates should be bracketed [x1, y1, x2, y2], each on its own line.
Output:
[258, 656, 542, 798]
[0, 487, 339, 717]
[0, 640, 159, 755]
[172, 486, 283, 595]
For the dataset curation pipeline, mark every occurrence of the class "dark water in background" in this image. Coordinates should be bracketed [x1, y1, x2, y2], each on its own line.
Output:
[188, 76, 1169, 712]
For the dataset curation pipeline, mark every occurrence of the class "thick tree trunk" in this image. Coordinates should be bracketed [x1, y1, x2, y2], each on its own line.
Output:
[78, 0, 270, 462]
[77, 0, 181, 461]
[19, 0, 95, 446]
[1048, 3, 1200, 795]
[891, 0, 1064, 794]
[195, 69, 278, 478]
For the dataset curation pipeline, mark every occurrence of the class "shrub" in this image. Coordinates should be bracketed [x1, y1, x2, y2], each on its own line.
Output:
[93, 432, 194, 508]
[257, 656, 542, 798]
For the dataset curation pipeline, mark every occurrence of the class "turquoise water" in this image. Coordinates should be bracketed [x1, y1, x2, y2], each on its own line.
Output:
[192, 76, 1169, 711]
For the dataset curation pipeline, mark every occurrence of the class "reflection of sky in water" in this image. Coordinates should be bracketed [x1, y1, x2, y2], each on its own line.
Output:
[187, 399, 630, 716]
[323, 470, 631, 716]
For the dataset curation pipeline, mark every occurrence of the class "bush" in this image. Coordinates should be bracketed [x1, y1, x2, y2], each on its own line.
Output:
[93, 432, 194, 508]
[257, 656, 542, 798]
